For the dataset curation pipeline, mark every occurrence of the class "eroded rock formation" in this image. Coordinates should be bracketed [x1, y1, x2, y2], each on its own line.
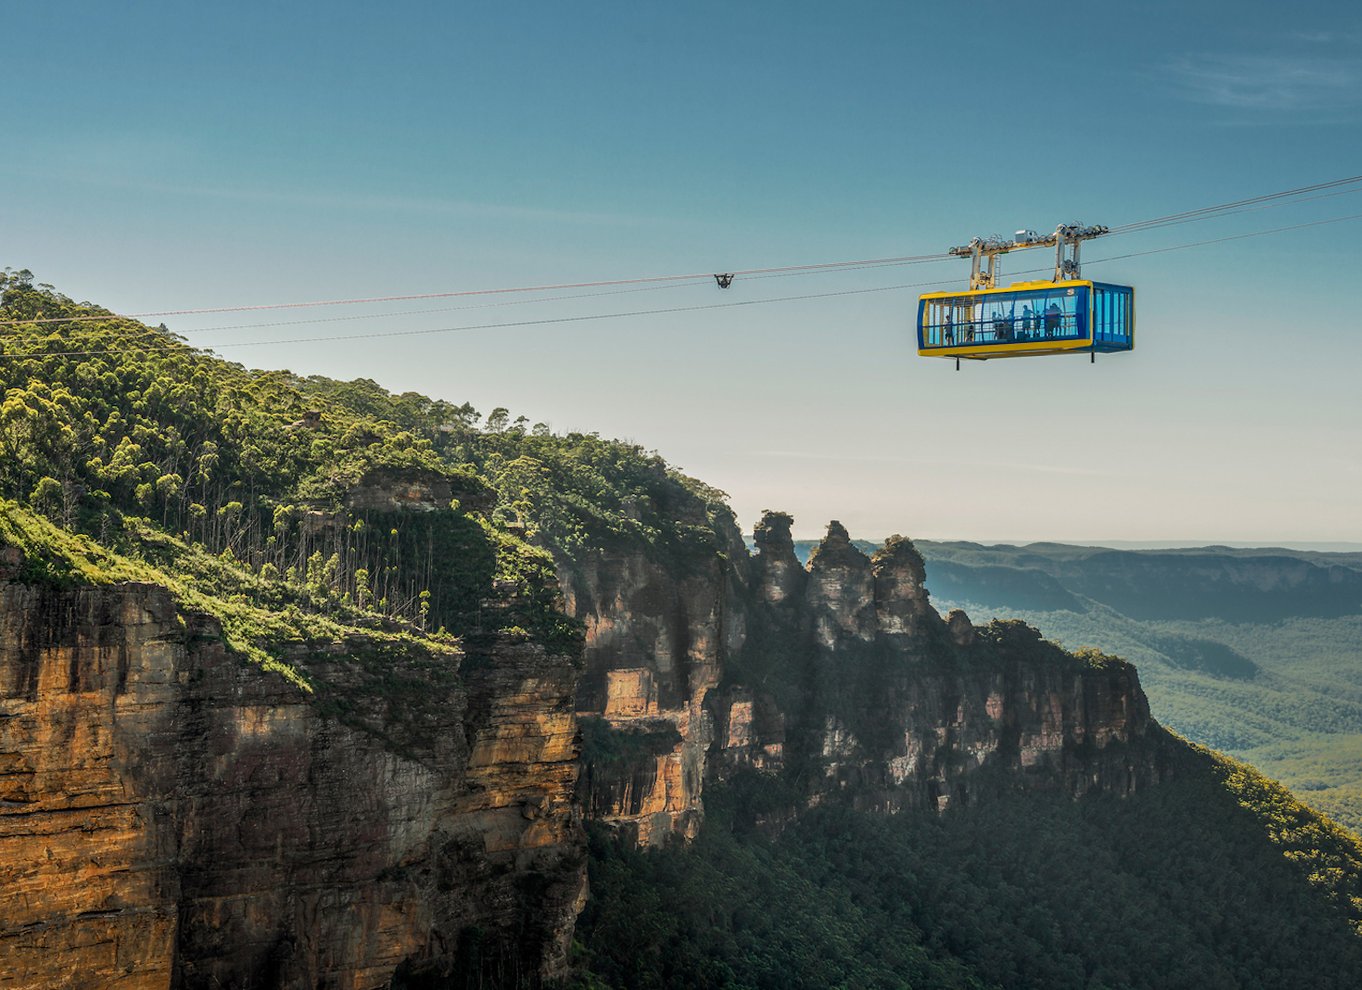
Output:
[574, 512, 1166, 840]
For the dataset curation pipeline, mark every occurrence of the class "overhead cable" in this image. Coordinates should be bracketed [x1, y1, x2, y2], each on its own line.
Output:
[0, 255, 949, 346]
[3, 173, 1361, 339]
[1094, 212, 1362, 263]
[0, 277, 962, 360]
[1109, 174, 1362, 235]
[7, 209, 1362, 362]
[0, 251, 953, 327]
[982, 212, 1362, 281]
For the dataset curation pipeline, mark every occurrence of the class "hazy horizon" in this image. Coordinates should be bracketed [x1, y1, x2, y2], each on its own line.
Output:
[771, 530, 1362, 554]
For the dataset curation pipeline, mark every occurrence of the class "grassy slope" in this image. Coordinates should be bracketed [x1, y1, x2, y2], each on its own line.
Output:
[0, 500, 484, 756]
[0, 499, 409, 690]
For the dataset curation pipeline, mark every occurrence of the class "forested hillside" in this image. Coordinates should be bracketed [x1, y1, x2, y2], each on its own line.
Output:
[0, 269, 747, 987]
[0, 268, 731, 679]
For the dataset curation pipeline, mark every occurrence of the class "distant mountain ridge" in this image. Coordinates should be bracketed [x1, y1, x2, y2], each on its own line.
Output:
[788, 539, 1362, 623]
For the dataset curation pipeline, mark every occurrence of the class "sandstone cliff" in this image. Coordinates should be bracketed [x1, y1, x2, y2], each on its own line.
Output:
[560, 502, 748, 846]
[574, 512, 1166, 842]
[0, 568, 584, 989]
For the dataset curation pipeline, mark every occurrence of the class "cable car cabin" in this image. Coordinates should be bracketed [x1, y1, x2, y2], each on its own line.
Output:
[917, 279, 1133, 361]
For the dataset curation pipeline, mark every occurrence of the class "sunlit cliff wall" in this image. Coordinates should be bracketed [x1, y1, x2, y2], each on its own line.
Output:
[0, 567, 584, 989]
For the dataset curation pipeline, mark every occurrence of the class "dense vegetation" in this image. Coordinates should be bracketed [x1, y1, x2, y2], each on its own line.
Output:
[575, 747, 1362, 989]
[0, 269, 732, 678]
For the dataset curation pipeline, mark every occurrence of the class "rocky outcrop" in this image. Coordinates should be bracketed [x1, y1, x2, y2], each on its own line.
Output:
[752, 510, 806, 606]
[0, 580, 584, 990]
[872, 535, 935, 642]
[795, 615, 1160, 813]
[572, 511, 1167, 844]
[807, 521, 876, 646]
[346, 466, 455, 513]
[345, 466, 495, 516]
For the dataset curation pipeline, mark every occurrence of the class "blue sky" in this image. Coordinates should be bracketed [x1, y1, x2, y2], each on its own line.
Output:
[4, 1, 1361, 544]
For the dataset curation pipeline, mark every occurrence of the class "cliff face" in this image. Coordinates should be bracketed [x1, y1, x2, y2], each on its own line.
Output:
[0, 576, 584, 989]
[561, 520, 748, 845]
[574, 513, 1166, 841]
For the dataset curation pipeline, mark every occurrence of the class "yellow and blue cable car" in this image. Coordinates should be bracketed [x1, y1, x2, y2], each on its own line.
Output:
[917, 279, 1134, 359]
[917, 225, 1134, 365]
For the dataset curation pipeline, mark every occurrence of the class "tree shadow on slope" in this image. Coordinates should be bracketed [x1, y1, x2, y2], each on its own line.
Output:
[1132, 629, 1260, 679]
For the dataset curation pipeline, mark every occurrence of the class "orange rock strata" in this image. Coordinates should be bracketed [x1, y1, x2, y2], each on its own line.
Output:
[0, 582, 584, 989]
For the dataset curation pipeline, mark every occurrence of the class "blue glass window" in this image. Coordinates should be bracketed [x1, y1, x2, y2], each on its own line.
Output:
[919, 284, 1090, 348]
[1091, 283, 1133, 349]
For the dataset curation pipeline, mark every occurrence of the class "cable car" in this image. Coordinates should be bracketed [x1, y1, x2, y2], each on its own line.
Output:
[917, 224, 1134, 366]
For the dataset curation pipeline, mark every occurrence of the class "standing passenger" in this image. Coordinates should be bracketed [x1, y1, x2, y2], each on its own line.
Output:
[1044, 302, 1061, 337]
